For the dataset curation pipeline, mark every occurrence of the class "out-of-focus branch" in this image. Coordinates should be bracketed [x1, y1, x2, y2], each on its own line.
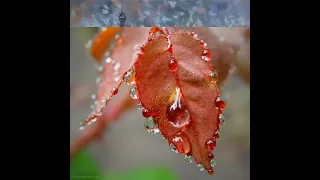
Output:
[70, 91, 136, 159]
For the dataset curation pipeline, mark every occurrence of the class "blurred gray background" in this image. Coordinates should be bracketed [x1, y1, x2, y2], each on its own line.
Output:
[70, 27, 250, 180]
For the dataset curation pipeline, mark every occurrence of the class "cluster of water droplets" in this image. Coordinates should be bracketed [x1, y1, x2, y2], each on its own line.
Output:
[79, 28, 125, 130]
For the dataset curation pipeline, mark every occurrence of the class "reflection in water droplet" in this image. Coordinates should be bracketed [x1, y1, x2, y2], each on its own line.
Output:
[184, 155, 193, 163]
[219, 114, 225, 125]
[169, 143, 178, 153]
[209, 71, 218, 83]
[144, 117, 159, 134]
[210, 159, 217, 168]
[130, 86, 138, 99]
[197, 164, 205, 171]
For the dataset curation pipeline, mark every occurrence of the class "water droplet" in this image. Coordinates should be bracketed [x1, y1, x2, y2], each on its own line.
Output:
[105, 57, 112, 64]
[210, 159, 217, 168]
[137, 102, 144, 110]
[79, 122, 85, 130]
[130, 86, 138, 99]
[85, 40, 92, 49]
[197, 164, 205, 171]
[208, 153, 214, 160]
[96, 77, 101, 84]
[91, 94, 96, 100]
[216, 96, 226, 109]
[104, 51, 110, 57]
[111, 88, 118, 95]
[123, 69, 135, 85]
[200, 40, 207, 47]
[162, 135, 166, 140]
[202, 49, 212, 62]
[100, 99, 106, 105]
[166, 88, 191, 128]
[191, 32, 198, 37]
[91, 117, 98, 122]
[202, 55, 210, 61]
[209, 71, 218, 83]
[96, 66, 104, 73]
[169, 143, 178, 153]
[214, 130, 220, 139]
[206, 139, 217, 151]
[169, 58, 178, 71]
[144, 117, 159, 133]
[184, 155, 193, 163]
[219, 114, 225, 125]
[114, 76, 120, 82]
[113, 62, 121, 71]
[96, 111, 102, 116]
[166, 108, 190, 127]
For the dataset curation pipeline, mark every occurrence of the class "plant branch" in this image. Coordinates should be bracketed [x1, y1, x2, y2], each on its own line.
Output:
[70, 92, 136, 159]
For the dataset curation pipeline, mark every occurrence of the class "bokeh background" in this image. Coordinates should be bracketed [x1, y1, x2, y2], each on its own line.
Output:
[70, 27, 250, 180]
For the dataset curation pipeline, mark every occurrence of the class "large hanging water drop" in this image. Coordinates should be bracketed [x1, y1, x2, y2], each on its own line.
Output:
[166, 88, 191, 128]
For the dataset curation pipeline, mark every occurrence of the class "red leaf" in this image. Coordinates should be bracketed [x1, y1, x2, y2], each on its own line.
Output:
[83, 28, 150, 126]
[90, 27, 122, 62]
[133, 29, 226, 174]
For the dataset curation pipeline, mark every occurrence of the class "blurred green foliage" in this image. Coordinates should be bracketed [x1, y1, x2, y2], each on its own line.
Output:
[71, 150, 101, 179]
[71, 149, 177, 180]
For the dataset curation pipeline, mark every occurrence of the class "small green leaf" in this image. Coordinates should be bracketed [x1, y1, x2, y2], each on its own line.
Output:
[70, 150, 101, 180]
